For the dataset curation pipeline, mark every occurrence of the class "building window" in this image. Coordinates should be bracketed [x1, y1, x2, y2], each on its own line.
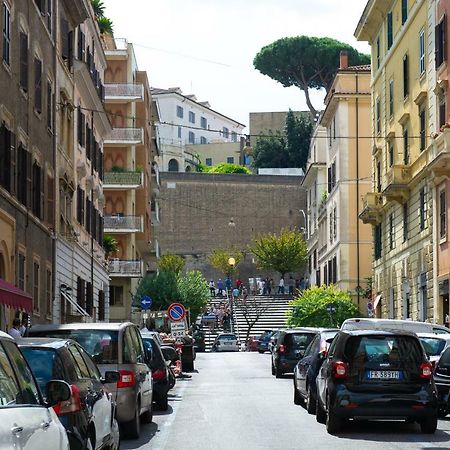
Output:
[388, 80, 394, 118]
[231, 131, 237, 142]
[403, 54, 409, 98]
[419, 107, 426, 151]
[176, 105, 183, 119]
[403, 126, 409, 165]
[389, 213, 395, 250]
[200, 136, 207, 144]
[98, 290, 105, 321]
[419, 29, 425, 76]
[376, 97, 381, 134]
[34, 58, 43, 114]
[389, 142, 394, 167]
[2, 2, 10, 65]
[200, 117, 207, 129]
[45, 269, 52, 317]
[188, 131, 195, 144]
[440, 189, 447, 240]
[376, 160, 382, 193]
[420, 187, 426, 231]
[168, 159, 179, 172]
[47, 82, 53, 130]
[436, 16, 446, 68]
[374, 224, 382, 260]
[402, 0, 408, 25]
[32, 161, 43, 219]
[33, 261, 40, 314]
[376, 36, 380, 69]
[333, 116, 336, 139]
[222, 127, 229, 139]
[177, 126, 182, 139]
[17, 253, 25, 291]
[109, 285, 123, 306]
[387, 11, 393, 50]
[205, 158, 212, 166]
[188, 111, 195, 124]
[227, 157, 234, 164]
[403, 202, 408, 242]
[19, 33, 28, 91]
[439, 95, 446, 129]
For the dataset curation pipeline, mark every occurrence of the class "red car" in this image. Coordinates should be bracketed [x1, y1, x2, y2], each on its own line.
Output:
[246, 336, 259, 352]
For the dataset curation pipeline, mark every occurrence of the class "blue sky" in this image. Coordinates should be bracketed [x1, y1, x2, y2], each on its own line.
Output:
[103, 0, 370, 128]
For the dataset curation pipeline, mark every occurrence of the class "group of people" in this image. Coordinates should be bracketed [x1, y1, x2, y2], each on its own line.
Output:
[202, 303, 232, 331]
[209, 277, 249, 301]
[255, 276, 303, 296]
[8, 318, 27, 339]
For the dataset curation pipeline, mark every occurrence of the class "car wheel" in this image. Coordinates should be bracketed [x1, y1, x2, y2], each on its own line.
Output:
[109, 418, 120, 450]
[125, 404, 141, 439]
[141, 402, 153, 424]
[315, 395, 326, 424]
[86, 436, 94, 450]
[306, 384, 316, 415]
[271, 362, 275, 376]
[326, 409, 342, 434]
[294, 380, 303, 406]
[420, 415, 437, 434]
[156, 393, 169, 411]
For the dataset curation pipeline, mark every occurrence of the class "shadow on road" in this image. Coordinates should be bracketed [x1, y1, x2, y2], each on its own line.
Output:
[121, 422, 159, 449]
[154, 405, 174, 416]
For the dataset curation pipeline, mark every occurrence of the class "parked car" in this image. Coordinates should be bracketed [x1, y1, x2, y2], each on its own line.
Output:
[272, 328, 318, 378]
[293, 329, 338, 413]
[27, 323, 153, 439]
[0, 331, 71, 450]
[315, 329, 438, 434]
[246, 336, 259, 352]
[433, 346, 450, 417]
[140, 332, 171, 411]
[211, 333, 240, 352]
[268, 330, 283, 353]
[417, 333, 450, 365]
[341, 318, 450, 334]
[19, 338, 120, 450]
[256, 330, 273, 353]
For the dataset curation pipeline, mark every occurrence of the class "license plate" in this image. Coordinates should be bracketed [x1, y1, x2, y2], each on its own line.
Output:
[223, 342, 233, 345]
[368, 370, 401, 380]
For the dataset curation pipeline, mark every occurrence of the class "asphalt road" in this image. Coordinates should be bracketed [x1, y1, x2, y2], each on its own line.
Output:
[121, 352, 450, 450]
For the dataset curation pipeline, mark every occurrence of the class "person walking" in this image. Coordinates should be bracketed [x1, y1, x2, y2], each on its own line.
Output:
[209, 280, 216, 297]
[225, 276, 232, 292]
[268, 278, 273, 295]
[217, 278, 224, 296]
[8, 319, 21, 339]
[288, 276, 295, 295]
[278, 277, 285, 294]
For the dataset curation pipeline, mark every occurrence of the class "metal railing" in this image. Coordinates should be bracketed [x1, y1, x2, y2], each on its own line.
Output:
[104, 172, 143, 187]
[108, 259, 142, 276]
[105, 128, 143, 144]
[104, 83, 144, 99]
[104, 215, 143, 231]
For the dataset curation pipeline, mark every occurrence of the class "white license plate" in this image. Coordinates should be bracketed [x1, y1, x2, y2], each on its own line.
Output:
[368, 370, 401, 379]
[223, 342, 233, 345]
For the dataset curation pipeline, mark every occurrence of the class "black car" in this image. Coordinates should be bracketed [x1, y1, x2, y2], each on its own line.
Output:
[271, 328, 318, 378]
[434, 345, 450, 417]
[19, 338, 120, 450]
[141, 333, 171, 411]
[293, 329, 338, 413]
[256, 330, 273, 353]
[315, 330, 438, 434]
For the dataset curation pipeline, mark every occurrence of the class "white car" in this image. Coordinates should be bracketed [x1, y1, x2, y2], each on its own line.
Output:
[0, 331, 70, 450]
[212, 333, 240, 352]
[341, 318, 450, 335]
[417, 333, 450, 364]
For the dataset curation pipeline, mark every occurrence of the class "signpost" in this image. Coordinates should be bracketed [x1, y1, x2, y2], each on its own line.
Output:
[140, 296, 152, 310]
[326, 303, 336, 314]
[367, 301, 374, 318]
[170, 321, 186, 338]
[168, 303, 186, 322]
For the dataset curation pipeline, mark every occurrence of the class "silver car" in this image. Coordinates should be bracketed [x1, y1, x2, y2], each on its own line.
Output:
[0, 331, 70, 450]
[28, 322, 153, 439]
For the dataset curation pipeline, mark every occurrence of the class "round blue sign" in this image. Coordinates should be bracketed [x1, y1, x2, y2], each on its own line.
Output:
[141, 296, 152, 310]
[168, 303, 186, 322]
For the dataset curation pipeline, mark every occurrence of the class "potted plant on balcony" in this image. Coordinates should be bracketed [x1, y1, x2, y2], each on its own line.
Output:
[103, 235, 118, 259]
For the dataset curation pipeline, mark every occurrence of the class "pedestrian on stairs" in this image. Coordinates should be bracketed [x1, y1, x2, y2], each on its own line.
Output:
[209, 280, 216, 297]
[268, 278, 273, 295]
[278, 277, 285, 294]
[217, 278, 224, 296]
[288, 276, 294, 295]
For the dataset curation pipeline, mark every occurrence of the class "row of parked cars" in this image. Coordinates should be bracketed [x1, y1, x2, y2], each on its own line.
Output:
[0, 321, 178, 450]
[262, 318, 450, 435]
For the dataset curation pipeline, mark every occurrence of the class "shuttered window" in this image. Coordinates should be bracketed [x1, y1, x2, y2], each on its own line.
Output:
[77, 28, 85, 61]
[403, 54, 409, 98]
[47, 82, 53, 130]
[98, 291, 105, 321]
[46, 175, 54, 226]
[86, 282, 93, 315]
[387, 12, 393, 49]
[34, 58, 42, 113]
[85, 196, 91, 233]
[76, 277, 86, 309]
[435, 15, 446, 68]
[19, 33, 28, 91]
[76, 186, 85, 225]
[2, 3, 10, 65]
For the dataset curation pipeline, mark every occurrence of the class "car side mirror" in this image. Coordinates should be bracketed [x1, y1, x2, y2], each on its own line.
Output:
[161, 347, 177, 364]
[46, 380, 71, 407]
[102, 371, 120, 384]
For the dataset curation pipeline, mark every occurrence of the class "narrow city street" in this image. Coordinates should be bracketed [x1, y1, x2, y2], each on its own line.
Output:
[121, 353, 450, 450]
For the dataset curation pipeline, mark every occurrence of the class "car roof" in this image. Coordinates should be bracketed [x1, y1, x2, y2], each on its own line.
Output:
[417, 333, 450, 340]
[17, 337, 74, 349]
[0, 331, 13, 340]
[341, 329, 418, 337]
[28, 322, 135, 332]
[283, 328, 323, 334]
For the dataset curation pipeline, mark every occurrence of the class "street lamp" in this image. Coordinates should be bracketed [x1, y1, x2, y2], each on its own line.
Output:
[299, 209, 307, 238]
[228, 257, 236, 333]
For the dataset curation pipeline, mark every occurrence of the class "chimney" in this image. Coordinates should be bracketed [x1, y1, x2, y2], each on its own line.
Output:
[339, 51, 349, 69]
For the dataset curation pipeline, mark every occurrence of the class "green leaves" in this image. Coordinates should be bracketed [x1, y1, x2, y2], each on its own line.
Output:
[208, 248, 244, 277]
[202, 163, 251, 174]
[287, 285, 360, 328]
[177, 271, 210, 321]
[250, 228, 307, 277]
[103, 235, 118, 256]
[157, 254, 185, 275]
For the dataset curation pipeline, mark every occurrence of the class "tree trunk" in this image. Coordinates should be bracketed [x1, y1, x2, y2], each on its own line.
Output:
[302, 87, 317, 120]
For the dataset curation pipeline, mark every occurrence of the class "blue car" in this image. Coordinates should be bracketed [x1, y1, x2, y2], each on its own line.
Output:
[256, 330, 273, 353]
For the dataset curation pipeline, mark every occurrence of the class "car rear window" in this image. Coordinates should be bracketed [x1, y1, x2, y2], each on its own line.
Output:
[284, 333, 315, 351]
[30, 330, 119, 364]
[420, 337, 446, 357]
[21, 348, 65, 394]
[438, 347, 450, 367]
[142, 338, 164, 366]
[218, 335, 237, 340]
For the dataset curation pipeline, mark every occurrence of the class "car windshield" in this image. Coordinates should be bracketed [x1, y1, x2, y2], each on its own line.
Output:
[219, 335, 236, 340]
[30, 330, 119, 364]
[419, 337, 446, 356]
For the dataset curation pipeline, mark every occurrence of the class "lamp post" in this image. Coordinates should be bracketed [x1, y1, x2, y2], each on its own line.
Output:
[299, 209, 307, 238]
[228, 257, 236, 333]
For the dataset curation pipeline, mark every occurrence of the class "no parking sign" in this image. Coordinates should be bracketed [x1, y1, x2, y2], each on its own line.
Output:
[168, 303, 186, 322]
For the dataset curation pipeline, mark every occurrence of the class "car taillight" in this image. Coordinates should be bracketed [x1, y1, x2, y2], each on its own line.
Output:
[53, 384, 82, 415]
[332, 361, 348, 379]
[117, 370, 136, 388]
[153, 368, 166, 381]
[278, 344, 285, 354]
[420, 362, 433, 379]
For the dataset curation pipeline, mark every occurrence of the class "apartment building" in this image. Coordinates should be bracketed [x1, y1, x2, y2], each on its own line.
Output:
[303, 54, 373, 312]
[151, 87, 245, 172]
[356, 0, 436, 321]
[103, 38, 154, 322]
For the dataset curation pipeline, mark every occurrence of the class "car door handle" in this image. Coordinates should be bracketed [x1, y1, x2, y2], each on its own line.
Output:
[41, 422, 50, 430]
[11, 426, 23, 434]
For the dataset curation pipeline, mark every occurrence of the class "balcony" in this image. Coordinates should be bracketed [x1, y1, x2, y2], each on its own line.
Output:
[108, 259, 143, 278]
[104, 128, 143, 146]
[103, 172, 144, 190]
[429, 129, 450, 180]
[382, 165, 410, 203]
[104, 83, 144, 102]
[359, 192, 383, 225]
[104, 215, 143, 233]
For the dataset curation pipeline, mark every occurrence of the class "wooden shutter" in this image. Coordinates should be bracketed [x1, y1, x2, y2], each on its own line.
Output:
[77, 28, 85, 61]
[85, 123, 91, 160]
[40, 165, 44, 220]
[10, 131, 15, 195]
[61, 18, 68, 60]
[47, 175, 54, 226]
[26, 151, 32, 208]
[85, 197, 91, 233]
[19, 33, 28, 91]
[98, 290, 105, 321]
[68, 30, 73, 69]
[86, 282, 93, 315]
[34, 58, 42, 113]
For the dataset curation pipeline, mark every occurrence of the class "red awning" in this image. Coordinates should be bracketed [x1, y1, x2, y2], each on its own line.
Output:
[0, 279, 32, 312]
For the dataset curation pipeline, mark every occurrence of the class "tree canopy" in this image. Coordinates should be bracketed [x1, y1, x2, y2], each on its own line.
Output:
[254, 36, 370, 117]
[287, 285, 360, 328]
[133, 271, 179, 311]
[208, 247, 244, 278]
[252, 110, 313, 170]
[177, 271, 210, 321]
[198, 163, 251, 174]
[157, 254, 185, 275]
[250, 228, 307, 277]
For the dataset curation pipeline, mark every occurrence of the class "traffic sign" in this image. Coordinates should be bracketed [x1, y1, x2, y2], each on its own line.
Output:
[140, 296, 152, 310]
[326, 303, 336, 314]
[170, 321, 186, 338]
[168, 303, 186, 322]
